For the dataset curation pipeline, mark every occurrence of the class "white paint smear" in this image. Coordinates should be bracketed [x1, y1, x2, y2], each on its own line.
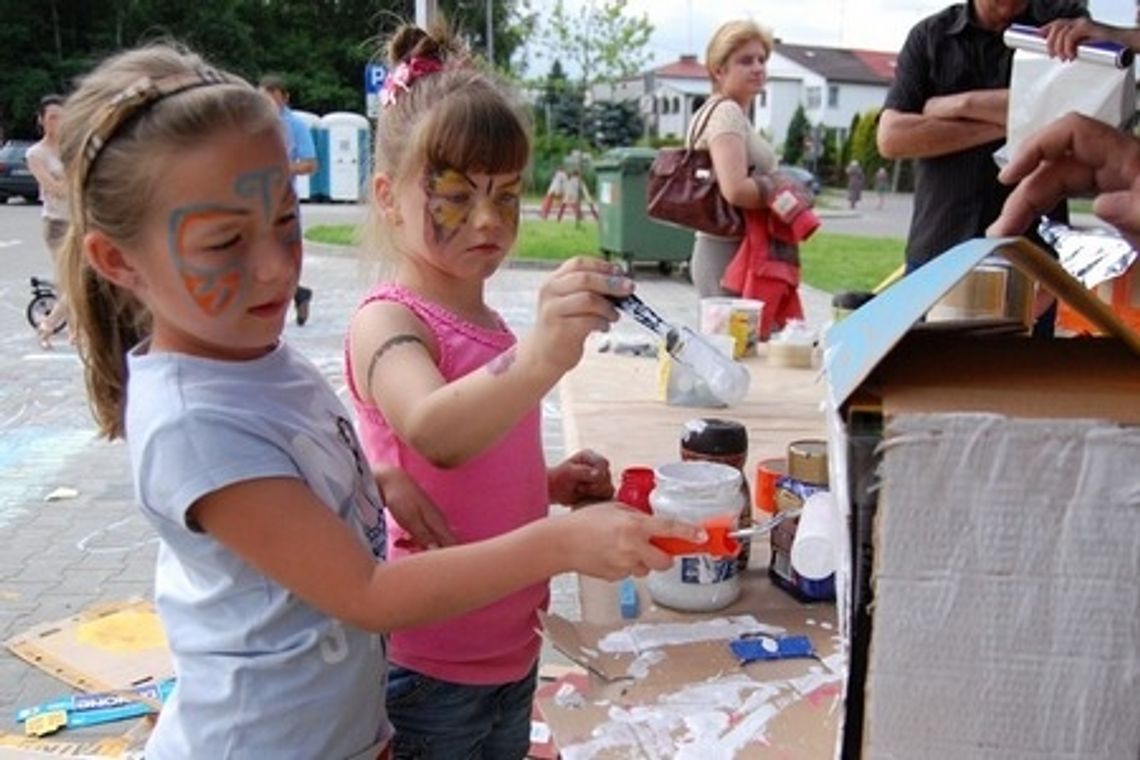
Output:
[560, 654, 847, 759]
[626, 649, 667, 680]
[598, 616, 784, 654]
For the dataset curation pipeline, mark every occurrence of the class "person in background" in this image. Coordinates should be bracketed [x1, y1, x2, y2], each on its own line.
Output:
[874, 165, 890, 209]
[877, 0, 1088, 276]
[989, 112, 1140, 249]
[346, 20, 651, 759]
[540, 164, 567, 219]
[26, 94, 71, 349]
[60, 41, 702, 760]
[688, 20, 789, 299]
[846, 159, 865, 210]
[556, 167, 597, 223]
[259, 74, 317, 326]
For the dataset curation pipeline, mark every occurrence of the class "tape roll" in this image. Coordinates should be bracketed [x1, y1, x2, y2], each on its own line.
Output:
[787, 439, 828, 486]
[754, 457, 786, 514]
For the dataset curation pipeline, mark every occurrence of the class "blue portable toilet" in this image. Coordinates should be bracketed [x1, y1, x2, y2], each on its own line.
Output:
[291, 109, 323, 202]
[319, 112, 371, 203]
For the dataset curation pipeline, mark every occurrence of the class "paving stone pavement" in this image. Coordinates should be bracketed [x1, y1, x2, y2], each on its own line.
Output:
[0, 216, 831, 728]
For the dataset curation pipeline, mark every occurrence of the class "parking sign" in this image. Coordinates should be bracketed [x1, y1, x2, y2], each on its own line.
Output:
[364, 63, 387, 118]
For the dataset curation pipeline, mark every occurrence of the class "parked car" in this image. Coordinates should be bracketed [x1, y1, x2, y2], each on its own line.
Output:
[777, 165, 822, 197]
[0, 140, 41, 204]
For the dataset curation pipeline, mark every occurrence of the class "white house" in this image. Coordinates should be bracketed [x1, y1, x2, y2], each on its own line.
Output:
[590, 44, 897, 154]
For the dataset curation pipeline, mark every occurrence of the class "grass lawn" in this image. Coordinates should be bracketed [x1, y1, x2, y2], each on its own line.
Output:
[306, 220, 903, 294]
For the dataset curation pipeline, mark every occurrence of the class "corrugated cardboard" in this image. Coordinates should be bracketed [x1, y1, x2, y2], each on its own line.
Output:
[822, 237, 1140, 759]
[4, 598, 172, 693]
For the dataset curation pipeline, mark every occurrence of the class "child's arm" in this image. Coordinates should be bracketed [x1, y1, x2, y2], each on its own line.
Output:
[349, 257, 632, 468]
[191, 477, 703, 633]
[548, 449, 614, 508]
[374, 464, 456, 548]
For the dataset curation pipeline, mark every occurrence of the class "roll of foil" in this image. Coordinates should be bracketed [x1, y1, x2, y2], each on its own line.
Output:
[1004, 23, 1134, 69]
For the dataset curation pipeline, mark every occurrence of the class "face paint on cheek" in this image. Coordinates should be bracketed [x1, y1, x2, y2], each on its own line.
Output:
[167, 207, 248, 316]
[235, 166, 287, 222]
[496, 180, 522, 234]
[423, 169, 475, 245]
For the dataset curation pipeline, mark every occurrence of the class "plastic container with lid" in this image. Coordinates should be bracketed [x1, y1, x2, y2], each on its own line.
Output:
[646, 461, 743, 612]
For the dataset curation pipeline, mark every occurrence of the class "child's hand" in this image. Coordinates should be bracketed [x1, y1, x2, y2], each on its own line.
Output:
[374, 465, 457, 550]
[527, 257, 633, 375]
[548, 449, 614, 507]
[557, 503, 707, 581]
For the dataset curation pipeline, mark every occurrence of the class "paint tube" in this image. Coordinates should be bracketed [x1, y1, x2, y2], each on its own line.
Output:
[17, 678, 175, 727]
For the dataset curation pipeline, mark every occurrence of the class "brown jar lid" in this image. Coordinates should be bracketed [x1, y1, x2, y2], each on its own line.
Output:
[787, 439, 828, 485]
[680, 418, 748, 457]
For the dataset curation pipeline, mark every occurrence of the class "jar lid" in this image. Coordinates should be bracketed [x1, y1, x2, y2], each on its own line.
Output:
[787, 439, 828, 486]
[680, 418, 748, 457]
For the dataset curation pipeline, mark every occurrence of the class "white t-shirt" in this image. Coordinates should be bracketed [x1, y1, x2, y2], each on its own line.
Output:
[25, 140, 68, 222]
[126, 341, 390, 759]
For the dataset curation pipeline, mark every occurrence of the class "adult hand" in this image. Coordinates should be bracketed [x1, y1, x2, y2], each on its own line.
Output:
[1042, 17, 1111, 60]
[557, 502, 707, 581]
[987, 113, 1140, 249]
[548, 449, 614, 507]
[375, 464, 456, 550]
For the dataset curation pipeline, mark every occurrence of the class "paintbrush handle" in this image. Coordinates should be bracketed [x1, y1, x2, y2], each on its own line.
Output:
[607, 294, 672, 339]
[728, 508, 802, 541]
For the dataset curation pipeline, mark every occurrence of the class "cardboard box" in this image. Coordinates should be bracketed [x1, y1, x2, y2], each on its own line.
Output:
[822, 237, 1140, 759]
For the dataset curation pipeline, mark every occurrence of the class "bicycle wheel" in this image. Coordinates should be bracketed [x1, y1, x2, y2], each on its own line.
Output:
[27, 294, 64, 334]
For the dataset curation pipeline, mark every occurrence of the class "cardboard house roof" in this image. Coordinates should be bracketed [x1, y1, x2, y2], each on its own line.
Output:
[822, 236, 1140, 412]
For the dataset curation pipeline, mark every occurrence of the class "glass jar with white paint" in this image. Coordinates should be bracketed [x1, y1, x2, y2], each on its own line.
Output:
[647, 460, 743, 612]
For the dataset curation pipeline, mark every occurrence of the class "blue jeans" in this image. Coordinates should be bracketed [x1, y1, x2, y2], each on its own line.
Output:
[386, 664, 537, 760]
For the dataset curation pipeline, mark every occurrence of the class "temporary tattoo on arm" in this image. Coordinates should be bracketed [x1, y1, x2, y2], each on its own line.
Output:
[486, 347, 517, 376]
[366, 334, 427, 391]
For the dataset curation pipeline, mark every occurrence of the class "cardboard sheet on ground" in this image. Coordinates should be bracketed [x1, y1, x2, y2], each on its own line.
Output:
[4, 598, 173, 693]
[537, 609, 843, 758]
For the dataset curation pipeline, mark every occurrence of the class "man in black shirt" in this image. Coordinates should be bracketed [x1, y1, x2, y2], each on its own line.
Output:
[878, 0, 1088, 273]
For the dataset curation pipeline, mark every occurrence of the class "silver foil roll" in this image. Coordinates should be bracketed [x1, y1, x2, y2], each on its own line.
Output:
[1004, 23, 1134, 69]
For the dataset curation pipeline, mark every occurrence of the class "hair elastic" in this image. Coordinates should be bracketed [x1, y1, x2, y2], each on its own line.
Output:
[379, 56, 444, 108]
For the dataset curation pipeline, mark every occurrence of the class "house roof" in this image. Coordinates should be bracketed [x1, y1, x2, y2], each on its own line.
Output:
[776, 43, 896, 85]
[652, 54, 707, 79]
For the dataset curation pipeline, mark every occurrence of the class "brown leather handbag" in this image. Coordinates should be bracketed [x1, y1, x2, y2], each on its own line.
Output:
[646, 97, 744, 238]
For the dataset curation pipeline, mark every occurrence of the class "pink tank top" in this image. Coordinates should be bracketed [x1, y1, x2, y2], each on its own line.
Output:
[345, 283, 549, 684]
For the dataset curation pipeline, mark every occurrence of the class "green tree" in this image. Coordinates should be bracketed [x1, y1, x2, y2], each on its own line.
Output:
[541, 0, 653, 155]
[849, 107, 884, 174]
[0, 0, 534, 138]
[782, 104, 810, 166]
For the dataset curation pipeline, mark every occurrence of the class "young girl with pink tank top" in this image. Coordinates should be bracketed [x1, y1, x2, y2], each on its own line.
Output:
[344, 21, 647, 759]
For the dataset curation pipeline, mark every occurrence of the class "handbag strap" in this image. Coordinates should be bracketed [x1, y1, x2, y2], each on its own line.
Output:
[686, 96, 729, 150]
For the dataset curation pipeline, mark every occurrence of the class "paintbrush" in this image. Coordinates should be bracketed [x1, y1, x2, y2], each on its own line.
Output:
[607, 293, 751, 404]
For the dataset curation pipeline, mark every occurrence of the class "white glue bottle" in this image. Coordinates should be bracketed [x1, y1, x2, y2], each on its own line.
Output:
[647, 461, 743, 612]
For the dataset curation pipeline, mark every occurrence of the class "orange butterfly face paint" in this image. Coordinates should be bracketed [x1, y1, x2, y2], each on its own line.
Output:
[165, 166, 293, 316]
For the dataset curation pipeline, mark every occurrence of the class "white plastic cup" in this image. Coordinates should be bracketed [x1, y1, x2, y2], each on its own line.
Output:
[790, 491, 840, 580]
[699, 298, 764, 358]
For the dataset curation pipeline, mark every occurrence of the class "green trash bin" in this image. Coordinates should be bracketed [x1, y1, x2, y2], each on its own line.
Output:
[595, 147, 694, 275]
